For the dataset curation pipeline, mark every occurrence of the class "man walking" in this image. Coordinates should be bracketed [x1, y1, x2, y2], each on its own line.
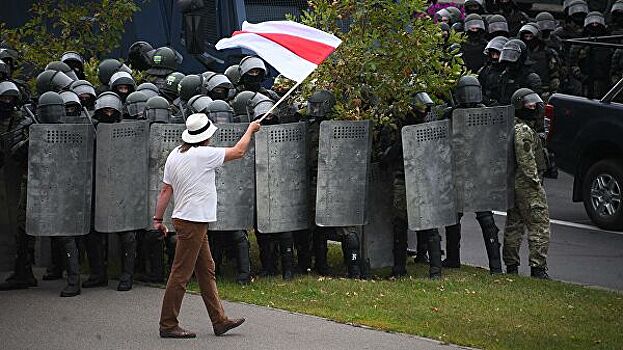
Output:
[153, 113, 260, 338]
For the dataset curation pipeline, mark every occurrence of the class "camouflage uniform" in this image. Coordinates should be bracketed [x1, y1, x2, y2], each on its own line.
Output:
[503, 118, 550, 269]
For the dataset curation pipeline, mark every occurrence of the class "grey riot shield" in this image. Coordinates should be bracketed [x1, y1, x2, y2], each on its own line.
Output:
[26, 124, 94, 236]
[360, 164, 394, 269]
[452, 106, 514, 212]
[255, 122, 309, 233]
[402, 119, 458, 231]
[148, 123, 185, 229]
[208, 123, 255, 231]
[315, 120, 372, 227]
[94, 121, 149, 232]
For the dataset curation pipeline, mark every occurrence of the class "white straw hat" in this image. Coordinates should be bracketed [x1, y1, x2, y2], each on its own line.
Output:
[182, 113, 218, 143]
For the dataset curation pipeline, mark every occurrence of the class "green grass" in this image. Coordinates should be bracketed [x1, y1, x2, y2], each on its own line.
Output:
[189, 241, 623, 350]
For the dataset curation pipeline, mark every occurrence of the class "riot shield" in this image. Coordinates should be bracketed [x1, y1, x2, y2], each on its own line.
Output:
[315, 120, 372, 227]
[452, 106, 514, 212]
[255, 122, 309, 233]
[94, 121, 149, 233]
[147, 124, 185, 229]
[402, 119, 458, 231]
[208, 123, 256, 231]
[26, 124, 94, 236]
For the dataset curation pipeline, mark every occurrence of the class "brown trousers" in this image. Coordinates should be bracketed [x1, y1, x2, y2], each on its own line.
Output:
[159, 219, 227, 330]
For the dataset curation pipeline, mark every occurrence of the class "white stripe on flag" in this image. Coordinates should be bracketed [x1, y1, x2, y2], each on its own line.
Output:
[215, 32, 318, 83]
[241, 21, 342, 48]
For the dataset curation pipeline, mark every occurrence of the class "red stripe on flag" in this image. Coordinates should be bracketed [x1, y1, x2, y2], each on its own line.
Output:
[232, 31, 336, 65]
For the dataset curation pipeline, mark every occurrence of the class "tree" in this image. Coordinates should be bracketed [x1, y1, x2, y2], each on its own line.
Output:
[1, 0, 140, 84]
[297, 0, 464, 128]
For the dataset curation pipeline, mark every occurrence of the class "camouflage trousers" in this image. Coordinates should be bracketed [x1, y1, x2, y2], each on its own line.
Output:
[503, 181, 550, 268]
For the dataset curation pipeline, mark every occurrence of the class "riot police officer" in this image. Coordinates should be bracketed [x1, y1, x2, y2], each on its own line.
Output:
[96, 59, 132, 95]
[137, 82, 160, 100]
[71, 80, 97, 111]
[505, 88, 551, 279]
[479, 36, 509, 106]
[486, 14, 510, 39]
[462, 14, 489, 73]
[127, 41, 154, 72]
[238, 56, 279, 100]
[60, 51, 86, 80]
[145, 47, 179, 90]
[109, 71, 136, 103]
[492, 0, 528, 36]
[519, 23, 560, 101]
[498, 39, 542, 105]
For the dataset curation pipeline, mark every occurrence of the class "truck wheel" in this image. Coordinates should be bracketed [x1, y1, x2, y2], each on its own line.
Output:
[582, 159, 623, 231]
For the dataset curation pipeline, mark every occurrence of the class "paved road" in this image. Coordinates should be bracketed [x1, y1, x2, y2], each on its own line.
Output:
[0, 279, 473, 350]
[458, 172, 623, 291]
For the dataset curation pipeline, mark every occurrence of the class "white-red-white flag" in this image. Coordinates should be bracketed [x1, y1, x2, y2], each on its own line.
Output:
[215, 21, 342, 83]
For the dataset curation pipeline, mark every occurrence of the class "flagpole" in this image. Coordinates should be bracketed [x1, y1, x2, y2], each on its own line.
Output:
[257, 79, 304, 123]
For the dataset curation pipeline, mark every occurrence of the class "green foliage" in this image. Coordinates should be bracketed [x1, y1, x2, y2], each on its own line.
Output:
[297, 0, 464, 127]
[0, 0, 139, 83]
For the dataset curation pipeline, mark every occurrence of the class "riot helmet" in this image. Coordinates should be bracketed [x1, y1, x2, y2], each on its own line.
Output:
[70, 80, 97, 110]
[109, 71, 136, 102]
[445, 6, 462, 24]
[435, 8, 452, 24]
[239, 56, 267, 91]
[464, 0, 485, 15]
[231, 91, 256, 122]
[451, 22, 465, 33]
[203, 74, 235, 101]
[60, 51, 85, 79]
[46, 60, 78, 81]
[160, 72, 186, 102]
[147, 47, 178, 77]
[499, 39, 524, 64]
[511, 88, 544, 120]
[178, 75, 203, 102]
[37, 91, 66, 124]
[611, 1, 623, 26]
[98, 58, 132, 86]
[484, 36, 509, 62]
[144, 96, 170, 124]
[454, 76, 483, 106]
[137, 82, 160, 99]
[36, 69, 73, 95]
[412, 91, 434, 112]
[0, 48, 18, 73]
[307, 90, 336, 118]
[125, 91, 148, 119]
[0, 81, 20, 114]
[247, 92, 275, 122]
[567, 0, 589, 26]
[224, 64, 241, 86]
[187, 95, 213, 114]
[465, 14, 486, 33]
[585, 11, 607, 36]
[94, 91, 123, 123]
[60, 90, 82, 117]
[487, 15, 510, 37]
[128, 41, 154, 71]
[206, 100, 234, 124]
[535, 12, 557, 33]
[519, 23, 541, 49]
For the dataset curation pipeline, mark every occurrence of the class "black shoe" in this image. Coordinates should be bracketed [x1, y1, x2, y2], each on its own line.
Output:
[117, 279, 133, 291]
[441, 259, 461, 268]
[506, 264, 519, 275]
[0, 278, 36, 291]
[530, 267, 551, 280]
[60, 284, 81, 297]
[42, 271, 63, 281]
[82, 277, 108, 288]
[213, 318, 245, 336]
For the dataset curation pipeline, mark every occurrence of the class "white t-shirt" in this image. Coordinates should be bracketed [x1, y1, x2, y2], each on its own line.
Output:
[163, 145, 227, 222]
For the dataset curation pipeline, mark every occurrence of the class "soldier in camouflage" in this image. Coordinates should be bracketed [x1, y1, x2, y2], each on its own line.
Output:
[504, 88, 551, 279]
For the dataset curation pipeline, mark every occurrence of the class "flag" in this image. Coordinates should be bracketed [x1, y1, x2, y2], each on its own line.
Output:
[215, 21, 342, 83]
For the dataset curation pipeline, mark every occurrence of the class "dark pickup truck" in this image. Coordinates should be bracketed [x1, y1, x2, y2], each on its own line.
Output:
[546, 79, 623, 230]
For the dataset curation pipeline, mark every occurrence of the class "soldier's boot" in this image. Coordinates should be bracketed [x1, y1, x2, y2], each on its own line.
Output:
[530, 266, 551, 280]
[413, 230, 429, 264]
[0, 232, 38, 290]
[293, 230, 312, 274]
[506, 264, 519, 275]
[233, 231, 251, 284]
[83, 233, 108, 288]
[60, 237, 81, 297]
[343, 228, 361, 279]
[279, 232, 295, 281]
[135, 231, 165, 283]
[391, 218, 408, 278]
[257, 233, 277, 277]
[442, 223, 461, 268]
[312, 229, 332, 276]
[476, 212, 503, 274]
[117, 232, 137, 291]
[426, 229, 443, 280]
[43, 238, 65, 281]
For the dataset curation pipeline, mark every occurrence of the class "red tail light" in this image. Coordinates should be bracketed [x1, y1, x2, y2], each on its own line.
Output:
[544, 103, 554, 142]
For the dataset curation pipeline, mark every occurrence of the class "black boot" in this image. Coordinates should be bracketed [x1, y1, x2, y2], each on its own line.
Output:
[135, 231, 164, 283]
[294, 230, 312, 274]
[413, 230, 429, 264]
[391, 218, 408, 278]
[257, 233, 277, 277]
[530, 266, 551, 280]
[83, 232, 108, 288]
[476, 212, 503, 274]
[343, 228, 362, 279]
[60, 237, 81, 297]
[0, 231, 37, 290]
[506, 264, 519, 275]
[312, 228, 332, 276]
[117, 232, 136, 291]
[233, 231, 251, 284]
[279, 232, 295, 281]
[426, 229, 442, 279]
[43, 238, 65, 281]
[442, 222, 461, 268]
